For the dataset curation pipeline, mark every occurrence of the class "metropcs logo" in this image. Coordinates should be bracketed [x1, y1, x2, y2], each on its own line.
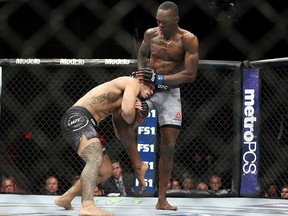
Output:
[242, 89, 257, 174]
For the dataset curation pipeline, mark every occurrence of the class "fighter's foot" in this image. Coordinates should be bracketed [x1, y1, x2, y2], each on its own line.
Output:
[134, 162, 148, 193]
[156, 201, 178, 211]
[79, 206, 114, 216]
[54, 197, 74, 210]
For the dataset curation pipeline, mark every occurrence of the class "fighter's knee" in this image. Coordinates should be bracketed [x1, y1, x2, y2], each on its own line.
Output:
[80, 141, 103, 162]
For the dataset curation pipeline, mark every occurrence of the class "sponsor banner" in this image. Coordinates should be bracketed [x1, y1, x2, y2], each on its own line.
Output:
[11, 58, 133, 65]
[60, 58, 85, 65]
[15, 58, 41, 64]
[135, 109, 157, 194]
[104, 59, 130, 65]
[240, 68, 260, 196]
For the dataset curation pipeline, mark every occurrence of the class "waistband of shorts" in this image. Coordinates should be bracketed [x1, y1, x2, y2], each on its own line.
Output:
[68, 106, 98, 127]
[155, 86, 179, 92]
[170, 85, 179, 89]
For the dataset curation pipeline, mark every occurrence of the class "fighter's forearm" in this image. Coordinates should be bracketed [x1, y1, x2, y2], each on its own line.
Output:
[137, 55, 148, 69]
[163, 69, 197, 85]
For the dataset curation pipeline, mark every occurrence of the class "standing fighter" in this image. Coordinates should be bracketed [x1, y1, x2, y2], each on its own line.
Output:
[54, 75, 154, 216]
[119, 1, 199, 211]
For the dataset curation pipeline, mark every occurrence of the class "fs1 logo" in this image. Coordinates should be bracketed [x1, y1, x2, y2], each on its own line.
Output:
[138, 127, 156, 135]
[135, 178, 153, 187]
[137, 144, 155, 152]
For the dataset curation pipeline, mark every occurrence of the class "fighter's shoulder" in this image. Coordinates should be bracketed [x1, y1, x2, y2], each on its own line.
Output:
[112, 76, 139, 86]
[180, 29, 197, 40]
[145, 27, 157, 33]
[180, 29, 199, 49]
[144, 27, 158, 38]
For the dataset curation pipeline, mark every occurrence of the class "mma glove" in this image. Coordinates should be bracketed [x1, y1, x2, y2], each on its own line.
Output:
[136, 100, 149, 123]
[131, 69, 170, 90]
[139, 68, 164, 85]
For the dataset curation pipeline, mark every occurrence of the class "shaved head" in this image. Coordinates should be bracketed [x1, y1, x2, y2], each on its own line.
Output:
[158, 1, 179, 17]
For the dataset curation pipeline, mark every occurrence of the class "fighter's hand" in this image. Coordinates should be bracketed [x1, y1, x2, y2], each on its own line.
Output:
[135, 99, 149, 123]
[137, 68, 164, 85]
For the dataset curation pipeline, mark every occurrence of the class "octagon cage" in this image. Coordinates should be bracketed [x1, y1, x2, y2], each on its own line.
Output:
[1, 58, 287, 199]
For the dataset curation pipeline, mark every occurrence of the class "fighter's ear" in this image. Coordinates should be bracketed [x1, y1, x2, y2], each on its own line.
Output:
[175, 16, 179, 23]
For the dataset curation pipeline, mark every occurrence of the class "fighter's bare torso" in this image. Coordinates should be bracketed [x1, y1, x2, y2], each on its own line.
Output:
[74, 77, 138, 124]
[146, 27, 196, 75]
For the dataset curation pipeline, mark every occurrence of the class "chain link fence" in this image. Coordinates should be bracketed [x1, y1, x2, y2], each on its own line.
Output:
[0, 59, 241, 196]
[251, 60, 288, 198]
[1, 58, 288, 198]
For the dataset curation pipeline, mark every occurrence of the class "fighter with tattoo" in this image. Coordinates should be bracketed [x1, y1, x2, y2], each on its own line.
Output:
[54, 75, 155, 216]
[117, 1, 199, 211]
[138, 2, 198, 210]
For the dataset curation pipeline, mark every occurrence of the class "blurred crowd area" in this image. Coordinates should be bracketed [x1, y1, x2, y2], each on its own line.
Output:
[0, 0, 287, 61]
[2, 172, 288, 199]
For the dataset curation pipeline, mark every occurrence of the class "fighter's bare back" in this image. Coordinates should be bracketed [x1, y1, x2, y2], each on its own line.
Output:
[74, 77, 139, 124]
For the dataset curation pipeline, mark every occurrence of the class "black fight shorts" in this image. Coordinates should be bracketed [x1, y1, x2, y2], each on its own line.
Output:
[61, 106, 104, 152]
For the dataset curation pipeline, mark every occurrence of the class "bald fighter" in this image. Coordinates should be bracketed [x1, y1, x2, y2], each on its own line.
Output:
[117, 1, 199, 211]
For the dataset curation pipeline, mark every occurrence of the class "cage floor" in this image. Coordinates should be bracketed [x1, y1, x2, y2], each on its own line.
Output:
[1, 194, 288, 216]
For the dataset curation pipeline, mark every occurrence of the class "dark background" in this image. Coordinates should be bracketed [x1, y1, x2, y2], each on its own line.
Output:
[0, 0, 287, 61]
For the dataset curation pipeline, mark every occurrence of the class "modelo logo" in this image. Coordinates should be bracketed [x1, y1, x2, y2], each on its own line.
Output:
[16, 58, 40, 64]
[60, 59, 85, 65]
[242, 89, 257, 174]
[105, 59, 130, 65]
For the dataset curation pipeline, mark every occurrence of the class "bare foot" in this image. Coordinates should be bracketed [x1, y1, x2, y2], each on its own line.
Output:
[156, 200, 178, 211]
[134, 162, 148, 193]
[54, 196, 74, 210]
[79, 201, 114, 216]
[79, 208, 114, 216]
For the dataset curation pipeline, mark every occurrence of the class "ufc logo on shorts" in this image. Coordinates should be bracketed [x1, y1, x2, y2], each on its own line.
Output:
[68, 118, 81, 126]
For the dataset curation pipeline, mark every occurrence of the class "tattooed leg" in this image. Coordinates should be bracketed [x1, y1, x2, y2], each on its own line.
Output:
[54, 146, 112, 212]
[78, 141, 113, 216]
[80, 141, 102, 201]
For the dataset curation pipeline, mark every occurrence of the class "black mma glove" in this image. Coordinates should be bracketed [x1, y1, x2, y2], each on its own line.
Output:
[139, 68, 164, 85]
[136, 100, 149, 123]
